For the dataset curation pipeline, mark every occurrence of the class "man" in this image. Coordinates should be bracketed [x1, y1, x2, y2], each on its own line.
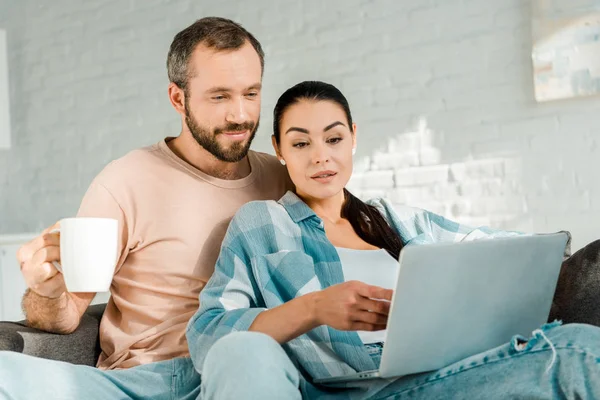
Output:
[0, 17, 291, 399]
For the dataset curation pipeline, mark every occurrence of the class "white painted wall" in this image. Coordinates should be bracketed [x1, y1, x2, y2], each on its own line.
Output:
[0, 28, 10, 149]
[0, 234, 31, 320]
[0, 1, 598, 253]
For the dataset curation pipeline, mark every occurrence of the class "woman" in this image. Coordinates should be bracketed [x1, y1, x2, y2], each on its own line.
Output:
[187, 81, 600, 399]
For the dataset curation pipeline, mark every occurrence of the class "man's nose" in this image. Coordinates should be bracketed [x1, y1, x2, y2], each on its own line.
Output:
[225, 98, 248, 124]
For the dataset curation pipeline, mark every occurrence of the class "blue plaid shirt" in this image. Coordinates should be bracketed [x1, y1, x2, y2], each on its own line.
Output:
[186, 191, 521, 381]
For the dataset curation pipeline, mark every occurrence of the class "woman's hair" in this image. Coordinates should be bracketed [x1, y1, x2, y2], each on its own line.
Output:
[273, 81, 404, 259]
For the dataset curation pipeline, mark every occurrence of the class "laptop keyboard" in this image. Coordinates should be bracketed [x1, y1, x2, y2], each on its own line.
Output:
[364, 342, 384, 366]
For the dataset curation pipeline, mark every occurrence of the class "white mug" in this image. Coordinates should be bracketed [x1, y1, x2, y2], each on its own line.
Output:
[51, 217, 118, 292]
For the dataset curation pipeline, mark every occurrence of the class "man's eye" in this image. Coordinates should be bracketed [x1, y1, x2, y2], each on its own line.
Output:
[212, 95, 226, 101]
[293, 142, 308, 148]
[246, 92, 258, 98]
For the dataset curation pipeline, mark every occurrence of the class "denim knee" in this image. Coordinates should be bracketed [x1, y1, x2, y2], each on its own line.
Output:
[200, 332, 301, 400]
[542, 323, 600, 351]
[203, 331, 286, 373]
[0, 351, 27, 393]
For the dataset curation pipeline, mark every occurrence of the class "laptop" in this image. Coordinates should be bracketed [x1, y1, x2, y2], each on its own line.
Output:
[314, 232, 569, 387]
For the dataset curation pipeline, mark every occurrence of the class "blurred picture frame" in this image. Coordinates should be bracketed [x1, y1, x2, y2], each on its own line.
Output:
[532, 10, 600, 102]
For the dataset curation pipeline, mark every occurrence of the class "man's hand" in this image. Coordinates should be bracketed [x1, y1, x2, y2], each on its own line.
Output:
[17, 222, 67, 299]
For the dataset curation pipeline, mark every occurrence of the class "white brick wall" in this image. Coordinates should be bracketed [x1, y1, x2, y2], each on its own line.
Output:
[0, 0, 599, 251]
[0, 28, 9, 149]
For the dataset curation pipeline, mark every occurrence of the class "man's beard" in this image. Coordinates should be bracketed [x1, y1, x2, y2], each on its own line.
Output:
[184, 102, 258, 163]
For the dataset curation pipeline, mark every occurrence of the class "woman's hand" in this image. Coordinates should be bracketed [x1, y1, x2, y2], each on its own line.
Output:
[248, 280, 392, 344]
[311, 280, 393, 331]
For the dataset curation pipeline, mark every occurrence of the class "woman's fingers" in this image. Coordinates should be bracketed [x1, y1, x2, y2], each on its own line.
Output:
[351, 322, 387, 332]
[357, 297, 391, 315]
[356, 282, 393, 301]
[354, 310, 388, 326]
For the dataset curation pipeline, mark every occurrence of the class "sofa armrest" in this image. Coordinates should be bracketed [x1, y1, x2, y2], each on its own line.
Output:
[0, 303, 106, 366]
[550, 239, 600, 326]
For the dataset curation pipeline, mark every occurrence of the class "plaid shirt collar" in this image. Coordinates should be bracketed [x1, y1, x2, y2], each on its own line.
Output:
[279, 190, 323, 225]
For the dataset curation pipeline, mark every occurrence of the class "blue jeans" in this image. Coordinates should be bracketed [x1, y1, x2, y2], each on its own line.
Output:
[0, 352, 200, 400]
[198, 323, 600, 399]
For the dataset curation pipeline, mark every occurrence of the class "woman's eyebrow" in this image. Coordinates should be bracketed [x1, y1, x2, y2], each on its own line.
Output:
[285, 127, 309, 134]
[323, 121, 345, 132]
[285, 121, 346, 135]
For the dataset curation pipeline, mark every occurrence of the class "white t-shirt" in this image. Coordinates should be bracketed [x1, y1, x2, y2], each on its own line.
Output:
[335, 247, 399, 344]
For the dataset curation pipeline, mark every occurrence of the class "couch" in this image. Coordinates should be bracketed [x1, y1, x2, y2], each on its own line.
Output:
[0, 303, 105, 366]
[1, 239, 599, 367]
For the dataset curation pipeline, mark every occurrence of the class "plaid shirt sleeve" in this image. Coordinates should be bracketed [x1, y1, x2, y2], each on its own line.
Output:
[186, 213, 267, 373]
[370, 198, 523, 244]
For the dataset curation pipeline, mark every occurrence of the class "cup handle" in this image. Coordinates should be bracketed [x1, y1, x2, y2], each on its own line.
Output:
[49, 228, 63, 274]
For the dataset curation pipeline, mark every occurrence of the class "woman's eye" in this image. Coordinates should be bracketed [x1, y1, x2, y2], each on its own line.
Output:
[327, 137, 342, 144]
[293, 142, 308, 148]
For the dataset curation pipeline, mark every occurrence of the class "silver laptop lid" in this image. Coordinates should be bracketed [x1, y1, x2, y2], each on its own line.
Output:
[379, 233, 568, 378]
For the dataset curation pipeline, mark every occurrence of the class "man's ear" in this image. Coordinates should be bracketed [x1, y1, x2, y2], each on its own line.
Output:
[168, 83, 186, 117]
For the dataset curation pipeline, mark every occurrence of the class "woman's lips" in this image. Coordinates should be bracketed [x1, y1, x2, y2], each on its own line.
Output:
[311, 171, 337, 183]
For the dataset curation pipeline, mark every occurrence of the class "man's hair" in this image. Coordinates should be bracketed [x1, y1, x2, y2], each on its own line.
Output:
[167, 17, 265, 93]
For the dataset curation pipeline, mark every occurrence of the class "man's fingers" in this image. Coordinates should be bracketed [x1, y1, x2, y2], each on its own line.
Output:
[31, 273, 66, 299]
[25, 261, 60, 287]
[22, 246, 61, 286]
[41, 221, 61, 235]
[17, 232, 60, 267]
[17, 237, 42, 266]
[30, 245, 61, 270]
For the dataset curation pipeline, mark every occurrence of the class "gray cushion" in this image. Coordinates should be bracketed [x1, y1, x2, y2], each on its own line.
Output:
[0, 303, 105, 366]
[550, 239, 600, 326]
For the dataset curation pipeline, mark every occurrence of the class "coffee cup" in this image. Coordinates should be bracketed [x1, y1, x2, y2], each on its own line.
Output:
[51, 217, 118, 292]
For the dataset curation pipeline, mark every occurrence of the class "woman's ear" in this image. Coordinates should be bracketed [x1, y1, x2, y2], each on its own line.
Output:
[351, 123, 357, 152]
[271, 135, 282, 159]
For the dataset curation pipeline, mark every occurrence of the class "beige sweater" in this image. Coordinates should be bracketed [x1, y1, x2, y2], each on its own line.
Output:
[77, 138, 290, 370]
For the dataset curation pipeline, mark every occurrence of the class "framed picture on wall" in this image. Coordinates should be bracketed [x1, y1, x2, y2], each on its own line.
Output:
[532, 9, 600, 102]
[0, 28, 10, 149]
